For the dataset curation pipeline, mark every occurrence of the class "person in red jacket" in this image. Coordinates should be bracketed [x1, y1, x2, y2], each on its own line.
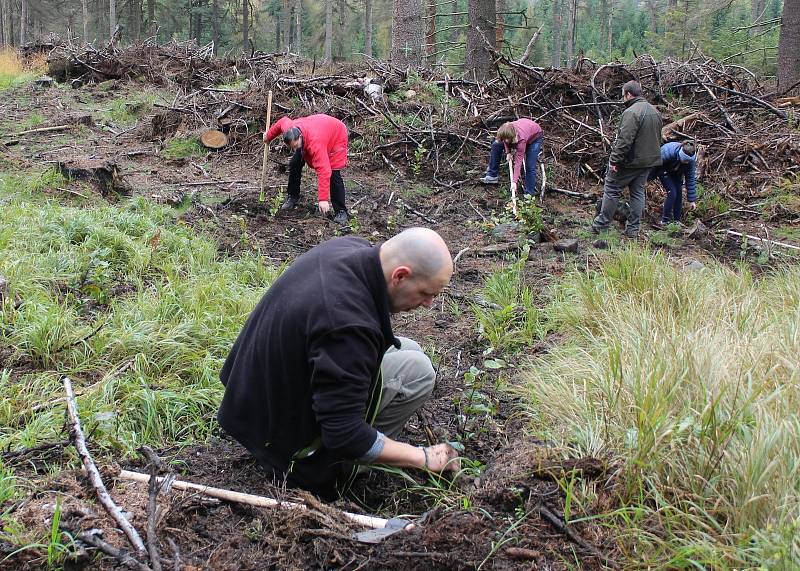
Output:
[264, 114, 350, 225]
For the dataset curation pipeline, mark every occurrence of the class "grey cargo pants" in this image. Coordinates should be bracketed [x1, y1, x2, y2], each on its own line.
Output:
[593, 166, 651, 235]
[374, 336, 435, 438]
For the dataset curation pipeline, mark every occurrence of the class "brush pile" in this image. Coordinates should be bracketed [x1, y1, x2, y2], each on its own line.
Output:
[40, 39, 799, 199]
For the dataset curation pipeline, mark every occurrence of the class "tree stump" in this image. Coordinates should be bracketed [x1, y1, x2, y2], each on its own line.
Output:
[57, 159, 132, 196]
[200, 129, 228, 150]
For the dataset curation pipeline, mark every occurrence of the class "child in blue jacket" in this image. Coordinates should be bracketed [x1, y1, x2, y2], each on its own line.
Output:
[649, 141, 697, 226]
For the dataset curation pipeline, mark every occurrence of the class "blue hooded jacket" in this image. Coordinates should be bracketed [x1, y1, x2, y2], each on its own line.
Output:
[659, 142, 697, 202]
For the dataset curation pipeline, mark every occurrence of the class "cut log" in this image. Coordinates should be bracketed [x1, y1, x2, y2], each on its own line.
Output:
[199, 129, 228, 149]
[57, 158, 132, 196]
[661, 111, 707, 140]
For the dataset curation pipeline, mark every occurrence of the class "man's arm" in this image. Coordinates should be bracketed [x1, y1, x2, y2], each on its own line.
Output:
[608, 109, 639, 166]
[264, 117, 292, 143]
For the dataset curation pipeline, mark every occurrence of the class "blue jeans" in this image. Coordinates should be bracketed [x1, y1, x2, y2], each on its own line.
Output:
[485, 138, 542, 196]
[657, 171, 683, 222]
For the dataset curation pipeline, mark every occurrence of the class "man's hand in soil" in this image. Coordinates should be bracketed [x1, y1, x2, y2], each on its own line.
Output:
[422, 443, 460, 473]
[374, 439, 460, 474]
[318, 200, 331, 215]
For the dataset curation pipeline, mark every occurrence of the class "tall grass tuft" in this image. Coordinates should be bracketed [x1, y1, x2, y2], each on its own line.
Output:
[517, 246, 800, 569]
[0, 169, 281, 455]
[472, 248, 545, 352]
[0, 49, 42, 91]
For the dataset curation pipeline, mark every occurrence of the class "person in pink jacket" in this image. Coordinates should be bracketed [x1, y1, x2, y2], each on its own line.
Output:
[479, 119, 544, 197]
[265, 114, 349, 225]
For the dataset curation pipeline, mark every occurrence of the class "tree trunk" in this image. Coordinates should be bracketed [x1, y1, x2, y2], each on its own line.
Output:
[1, 0, 10, 46]
[147, 0, 155, 37]
[426, 0, 436, 61]
[324, 0, 332, 61]
[109, 0, 116, 39]
[778, 0, 800, 94]
[242, 0, 249, 52]
[565, 0, 576, 67]
[551, 0, 562, 67]
[19, 0, 27, 45]
[495, 0, 504, 47]
[749, 0, 767, 35]
[391, 0, 425, 66]
[465, 0, 495, 80]
[336, 0, 345, 58]
[364, 0, 373, 57]
[195, 6, 203, 42]
[646, 0, 657, 35]
[130, 0, 141, 40]
[212, 0, 220, 52]
[294, 0, 301, 53]
[279, 0, 289, 51]
[607, 0, 613, 53]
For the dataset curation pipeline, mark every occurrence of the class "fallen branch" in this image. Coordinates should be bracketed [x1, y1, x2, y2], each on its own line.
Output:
[64, 377, 146, 555]
[118, 469, 403, 530]
[4, 124, 72, 137]
[394, 198, 437, 224]
[550, 186, 594, 199]
[60, 525, 152, 571]
[726, 229, 800, 252]
[141, 447, 164, 571]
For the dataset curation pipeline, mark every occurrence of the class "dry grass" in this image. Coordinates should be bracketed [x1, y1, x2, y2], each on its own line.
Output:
[517, 247, 800, 569]
[0, 49, 46, 90]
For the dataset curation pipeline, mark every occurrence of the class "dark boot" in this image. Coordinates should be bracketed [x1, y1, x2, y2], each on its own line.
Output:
[280, 195, 299, 211]
[333, 210, 349, 225]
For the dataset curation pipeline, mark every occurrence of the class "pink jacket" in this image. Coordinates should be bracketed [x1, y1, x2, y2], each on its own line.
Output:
[503, 119, 543, 184]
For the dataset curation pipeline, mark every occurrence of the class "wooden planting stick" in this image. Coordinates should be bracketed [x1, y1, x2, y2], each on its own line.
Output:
[507, 156, 517, 217]
[118, 469, 404, 531]
[63, 377, 147, 555]
[259, 90, 274, 202]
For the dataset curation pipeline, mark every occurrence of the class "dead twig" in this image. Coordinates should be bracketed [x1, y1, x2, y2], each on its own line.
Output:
[63, 377, 146, 555]
[60, 525, 152, 571]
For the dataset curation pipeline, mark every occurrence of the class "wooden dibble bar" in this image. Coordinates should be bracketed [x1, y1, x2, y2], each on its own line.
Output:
[117, 469, 410, 532]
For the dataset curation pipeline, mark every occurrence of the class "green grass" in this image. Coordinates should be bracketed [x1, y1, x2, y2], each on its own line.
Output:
[161, 137, 206, 160]
[21, 112, 46, 130]
[516, 246, 800, 569]
[471, 247, 545, 352]
[0, 168, 282, 456]
[103, 95, 156, 127]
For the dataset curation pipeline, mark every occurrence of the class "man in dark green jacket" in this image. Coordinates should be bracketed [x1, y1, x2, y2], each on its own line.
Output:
[592, 80, 663, 237]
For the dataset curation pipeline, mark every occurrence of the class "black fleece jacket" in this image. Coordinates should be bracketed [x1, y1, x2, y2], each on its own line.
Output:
[217, 237, 398, 499]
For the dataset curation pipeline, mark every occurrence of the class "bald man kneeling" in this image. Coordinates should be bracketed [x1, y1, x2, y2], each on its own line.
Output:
[217, 228, 460, 500]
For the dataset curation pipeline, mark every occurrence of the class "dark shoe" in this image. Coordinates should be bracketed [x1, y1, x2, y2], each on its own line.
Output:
[590, 225, 606, 235]
[624, 230, 639, 239]
[333, 210, 349, 225]
[653, 220, 668, 230]
[280, 195, 299, 211]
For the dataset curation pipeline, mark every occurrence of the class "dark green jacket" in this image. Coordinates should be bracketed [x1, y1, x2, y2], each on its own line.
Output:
[609, 96, 663, 169]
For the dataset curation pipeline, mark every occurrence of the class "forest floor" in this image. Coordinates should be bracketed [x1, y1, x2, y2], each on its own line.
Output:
[0, 67, 798, 571]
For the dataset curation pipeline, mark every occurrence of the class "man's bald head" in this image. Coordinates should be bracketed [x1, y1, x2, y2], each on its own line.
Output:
[379, 228, 453, 313]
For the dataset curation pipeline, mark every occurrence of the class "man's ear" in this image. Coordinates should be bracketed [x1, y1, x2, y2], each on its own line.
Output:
[390, 266, 412, 283]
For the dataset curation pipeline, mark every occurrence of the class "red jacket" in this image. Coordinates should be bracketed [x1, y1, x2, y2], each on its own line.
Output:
[266, 114, 349, 202]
